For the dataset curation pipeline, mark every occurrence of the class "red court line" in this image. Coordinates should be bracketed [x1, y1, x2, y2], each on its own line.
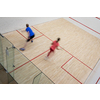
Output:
[34, 34, 44, 40]
[59, 46, 75, 57]
[62, 67, 82, 84]
[14, 25, 92, 82]
[32, 26, 44, 35]
[60, 46, 92, 70]
[9, 30, 48, 73]
[9, 60, 30, 73]
[61, 56, 73, 68]
[16, 30, 44, 40]
[32, 27, 92, 70]
[16, 30, 27, 39]
[95, 17, 100, 20]
[61, 56, 82, 84]
[9, 49, 49, 73]
[69, 17, 100, 35]
[95, 77, 100, 84]
[32, 26, 53, 41]
[30, 49, 49, 61]
[74, 56, 93, 70]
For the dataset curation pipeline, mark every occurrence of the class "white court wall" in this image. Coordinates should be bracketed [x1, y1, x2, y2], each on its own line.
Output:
[64, 17, 100, 39]
[0, 17, 60, 34]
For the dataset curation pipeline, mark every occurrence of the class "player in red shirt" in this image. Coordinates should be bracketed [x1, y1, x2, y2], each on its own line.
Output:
[45, 38, 60, 60]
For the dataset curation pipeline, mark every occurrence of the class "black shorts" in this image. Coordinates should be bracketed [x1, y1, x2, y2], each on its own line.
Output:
[27, 35, 35, 42]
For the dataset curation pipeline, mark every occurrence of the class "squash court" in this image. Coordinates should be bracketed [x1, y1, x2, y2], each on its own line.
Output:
[3, 18, 100, 84]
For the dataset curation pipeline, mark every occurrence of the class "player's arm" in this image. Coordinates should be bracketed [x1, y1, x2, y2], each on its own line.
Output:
[21, 29, 27, 32]
[51, 42, 54, 45]
[56, 46, 60, 50]
[56, 43, 61, 50]
[27, 31, 30, 38]
[21, 28, 29, 32]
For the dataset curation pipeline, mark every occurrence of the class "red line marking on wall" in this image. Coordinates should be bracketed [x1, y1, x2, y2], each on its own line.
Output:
[16, 30, 27, 39]
[95, 17, 100, 20]
[69, 17, 100, 35]
[61, 56, 82, 84]
[95, 77, 100, 84]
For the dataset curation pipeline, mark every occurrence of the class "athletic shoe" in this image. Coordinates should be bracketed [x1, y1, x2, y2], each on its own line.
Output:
[44, 56, 49, 60]
[31, 40, 33, 43]
[20, 48, 25, 51]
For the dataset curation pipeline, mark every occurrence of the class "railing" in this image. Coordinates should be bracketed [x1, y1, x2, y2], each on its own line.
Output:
[0, 33, 54, 84]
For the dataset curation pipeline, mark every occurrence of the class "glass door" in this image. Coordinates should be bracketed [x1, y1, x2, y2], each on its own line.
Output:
[6, 46, 15, 83]
[0, 35, 4, 70]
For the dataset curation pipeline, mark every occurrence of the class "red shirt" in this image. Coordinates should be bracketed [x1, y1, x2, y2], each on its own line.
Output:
[50, 41, 59, 50]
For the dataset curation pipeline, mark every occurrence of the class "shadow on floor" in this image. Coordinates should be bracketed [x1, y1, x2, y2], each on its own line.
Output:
[0, 64, 17, 84]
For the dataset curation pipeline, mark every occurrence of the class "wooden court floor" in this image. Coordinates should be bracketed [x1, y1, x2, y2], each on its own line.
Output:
[3, 18, 100, 84]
